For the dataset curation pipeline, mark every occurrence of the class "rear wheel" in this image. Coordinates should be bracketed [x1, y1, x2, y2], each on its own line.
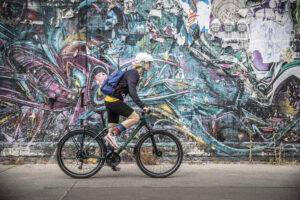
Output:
[135, 131, 183, 178]
[56, 129, 106, 178]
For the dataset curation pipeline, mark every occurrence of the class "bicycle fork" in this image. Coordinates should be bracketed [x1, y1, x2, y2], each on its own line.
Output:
[150, 134, 162, 157]
[133, 131, 162, 157]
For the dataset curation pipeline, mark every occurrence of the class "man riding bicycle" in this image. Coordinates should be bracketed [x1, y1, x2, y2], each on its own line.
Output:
[104, 53, 152, 154]
[56, 53, 183, 175]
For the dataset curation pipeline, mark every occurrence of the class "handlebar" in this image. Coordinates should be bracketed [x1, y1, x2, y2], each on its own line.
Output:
[141, 110, 152, 130]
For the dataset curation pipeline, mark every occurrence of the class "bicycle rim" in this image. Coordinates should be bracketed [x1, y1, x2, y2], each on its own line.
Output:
[57, 130, 106, 178]
[136, 131, 183, 178]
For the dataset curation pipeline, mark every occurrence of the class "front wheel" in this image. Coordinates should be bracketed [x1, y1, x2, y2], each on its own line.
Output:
[56, 129, 106, 178]
[135, 130, 183, 178]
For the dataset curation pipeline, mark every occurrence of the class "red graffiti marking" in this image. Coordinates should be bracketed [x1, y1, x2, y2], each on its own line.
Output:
[188, 9, 199, 26]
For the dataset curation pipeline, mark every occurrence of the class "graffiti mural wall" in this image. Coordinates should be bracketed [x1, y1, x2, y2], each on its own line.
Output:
[0, 0, 300, 161]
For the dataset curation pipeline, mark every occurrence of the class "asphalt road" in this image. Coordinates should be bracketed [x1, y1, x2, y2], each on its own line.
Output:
[0, 163, 299, 200]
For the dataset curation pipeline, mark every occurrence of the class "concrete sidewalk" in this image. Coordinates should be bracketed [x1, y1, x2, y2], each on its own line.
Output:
[0, 163, 299, 200]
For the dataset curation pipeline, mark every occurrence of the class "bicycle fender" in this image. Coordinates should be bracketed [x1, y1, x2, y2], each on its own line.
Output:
[133, 129, 168, 155]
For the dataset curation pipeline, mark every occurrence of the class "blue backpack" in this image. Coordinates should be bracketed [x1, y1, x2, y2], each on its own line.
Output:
[100, 69, 137, 96]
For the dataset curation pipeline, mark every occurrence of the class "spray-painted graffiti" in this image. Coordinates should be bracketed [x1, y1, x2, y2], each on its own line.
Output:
[0, 0, 299, 160]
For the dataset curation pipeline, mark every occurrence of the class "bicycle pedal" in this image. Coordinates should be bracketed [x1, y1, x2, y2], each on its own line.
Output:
[111, 166, 121, 171]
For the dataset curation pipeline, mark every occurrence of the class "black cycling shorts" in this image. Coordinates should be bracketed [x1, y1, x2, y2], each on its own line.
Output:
[104, 100, 134, 123]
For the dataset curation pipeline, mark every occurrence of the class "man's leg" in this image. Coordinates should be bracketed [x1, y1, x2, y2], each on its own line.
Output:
[120, 111, 140, 129]
[112, 111, 140, 135]
[107, 109, 139, 172]
[104, 101, 121, 150]
[106, 101, 140, 140]
[106, 122, 121, 171]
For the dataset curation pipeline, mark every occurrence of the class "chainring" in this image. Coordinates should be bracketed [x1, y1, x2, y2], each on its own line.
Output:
[106, 151, 121, 167]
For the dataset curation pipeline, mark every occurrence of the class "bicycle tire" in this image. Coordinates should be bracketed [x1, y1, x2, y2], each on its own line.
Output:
[135, 130, 183, 178]
[57, 129, 106, 178]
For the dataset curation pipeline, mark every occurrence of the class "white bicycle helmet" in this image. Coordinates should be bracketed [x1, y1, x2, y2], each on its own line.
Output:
[134, 53, 154, 65]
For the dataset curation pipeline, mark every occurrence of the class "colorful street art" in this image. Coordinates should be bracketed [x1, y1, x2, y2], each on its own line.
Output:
[0, 0, 299, 160]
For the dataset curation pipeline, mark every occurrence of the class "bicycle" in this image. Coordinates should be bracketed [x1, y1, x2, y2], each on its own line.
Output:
[56, 111, 183, 178]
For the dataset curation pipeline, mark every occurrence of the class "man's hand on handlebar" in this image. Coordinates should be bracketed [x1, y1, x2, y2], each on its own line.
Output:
[143, 107, 150, 114]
